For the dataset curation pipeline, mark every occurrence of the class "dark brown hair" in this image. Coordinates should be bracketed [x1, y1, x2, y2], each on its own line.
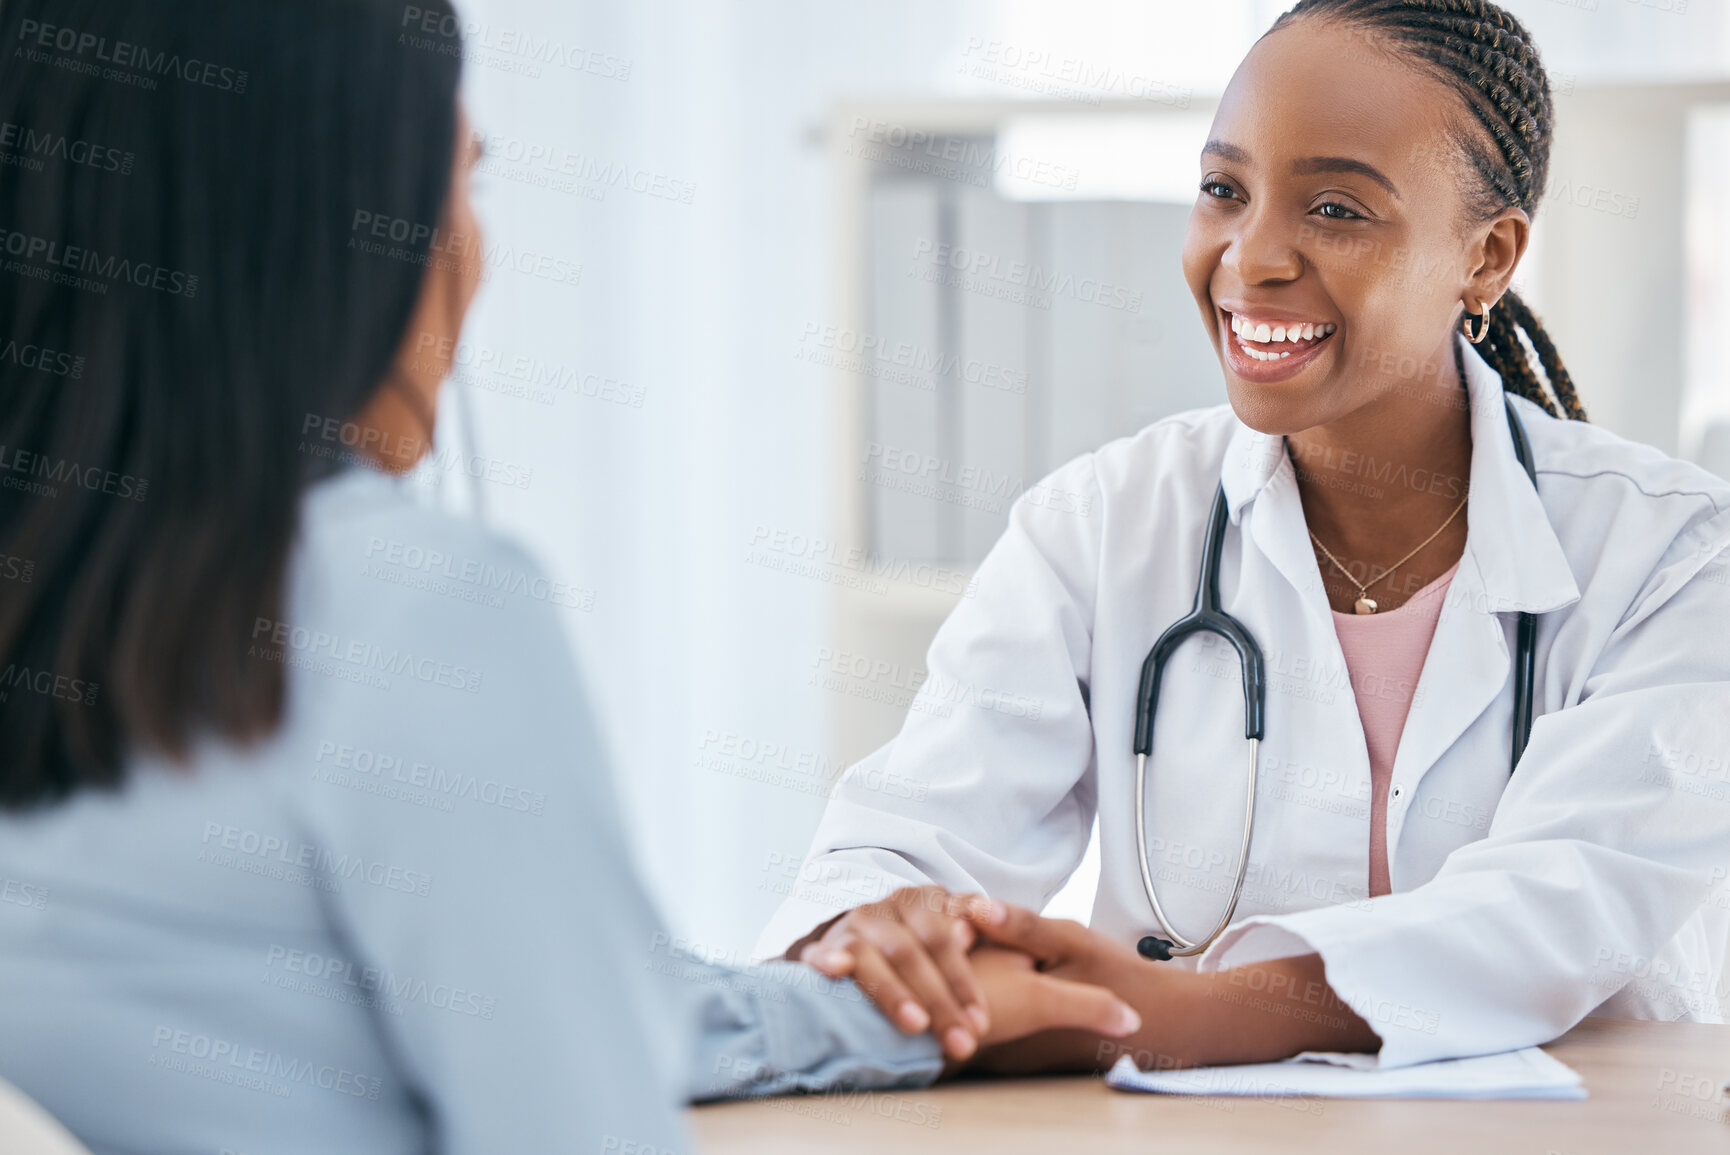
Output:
[0, 0, 462, 807]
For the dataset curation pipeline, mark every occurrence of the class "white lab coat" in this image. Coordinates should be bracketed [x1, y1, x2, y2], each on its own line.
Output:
[759, 338, 1730, 1068]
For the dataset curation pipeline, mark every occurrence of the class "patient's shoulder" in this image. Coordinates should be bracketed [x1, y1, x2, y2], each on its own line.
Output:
[286, 467, 563, 651]
[298, 467, 538, 573]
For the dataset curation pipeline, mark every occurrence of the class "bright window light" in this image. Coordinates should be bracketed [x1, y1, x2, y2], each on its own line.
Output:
[994, 112, 1216, 203]
[1683, 104, 1730, 476]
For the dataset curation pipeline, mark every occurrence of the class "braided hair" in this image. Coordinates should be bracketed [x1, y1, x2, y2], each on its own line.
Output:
[1270, 0, 1587, 420]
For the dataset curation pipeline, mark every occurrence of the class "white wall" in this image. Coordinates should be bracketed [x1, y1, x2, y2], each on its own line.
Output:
[447, 0, 1018, 953]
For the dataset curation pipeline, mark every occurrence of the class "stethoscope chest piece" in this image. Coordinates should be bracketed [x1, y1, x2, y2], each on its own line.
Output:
[1137, 935, 1174, 961]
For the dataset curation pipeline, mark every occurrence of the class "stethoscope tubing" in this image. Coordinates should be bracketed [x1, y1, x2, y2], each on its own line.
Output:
[1131, 396, 1540, 961]
[1133, 740, 1259, 957]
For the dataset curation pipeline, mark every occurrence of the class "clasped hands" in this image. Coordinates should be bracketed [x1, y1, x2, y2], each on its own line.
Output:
[787, 885, 1159, 1072]
[789, 885, 1380, 1074]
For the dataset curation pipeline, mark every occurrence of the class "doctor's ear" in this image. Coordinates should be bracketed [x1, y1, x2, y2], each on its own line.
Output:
[1462, 206, 1529, 309]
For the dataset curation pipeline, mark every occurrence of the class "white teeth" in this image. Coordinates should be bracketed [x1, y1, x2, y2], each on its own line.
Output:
[1228, 315, 1337, 353]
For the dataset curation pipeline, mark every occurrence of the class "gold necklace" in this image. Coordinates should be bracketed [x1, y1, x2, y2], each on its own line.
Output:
[1305, 493, 1467, 614]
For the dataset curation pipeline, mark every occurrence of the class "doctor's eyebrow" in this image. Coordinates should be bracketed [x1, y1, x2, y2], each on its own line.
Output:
[1201, 140, 1402, 200]
[1202, 139, 1252, 165]
[1292, 155, 1401, 199]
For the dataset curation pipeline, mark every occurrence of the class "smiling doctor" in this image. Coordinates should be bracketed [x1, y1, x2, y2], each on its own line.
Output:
[759, 0, 1730, 1072]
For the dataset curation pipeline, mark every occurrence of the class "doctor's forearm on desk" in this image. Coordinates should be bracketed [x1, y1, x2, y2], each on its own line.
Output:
[960, 906, 1380, 1076]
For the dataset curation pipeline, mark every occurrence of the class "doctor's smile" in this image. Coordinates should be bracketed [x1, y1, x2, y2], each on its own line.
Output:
[1219, 308, 1340, 379]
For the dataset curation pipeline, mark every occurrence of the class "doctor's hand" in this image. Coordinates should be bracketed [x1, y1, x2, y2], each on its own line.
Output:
[797, 885, 994, 1060]
[967, 901, 1381, 1073]
[963, 945, 1143, 1049]
[959, 902, 1170, 1077]
[966, 901, 1146, 1002]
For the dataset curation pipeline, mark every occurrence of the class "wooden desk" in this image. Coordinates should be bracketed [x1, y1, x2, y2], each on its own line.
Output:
[691, 1018, 1728, 1154]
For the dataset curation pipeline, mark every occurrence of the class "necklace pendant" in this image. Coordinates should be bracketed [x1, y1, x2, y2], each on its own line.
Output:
[1354, 595, 1379, 615]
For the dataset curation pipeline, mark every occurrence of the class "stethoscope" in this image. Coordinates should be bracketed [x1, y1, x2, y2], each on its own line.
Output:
[1131, 395, 1540, 961]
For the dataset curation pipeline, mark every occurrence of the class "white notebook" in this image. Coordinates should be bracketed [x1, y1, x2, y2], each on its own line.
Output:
[1106, 1046, 1586, 1101]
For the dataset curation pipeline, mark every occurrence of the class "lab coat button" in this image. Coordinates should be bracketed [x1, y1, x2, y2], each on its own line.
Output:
[1390, 785, 1404, 801]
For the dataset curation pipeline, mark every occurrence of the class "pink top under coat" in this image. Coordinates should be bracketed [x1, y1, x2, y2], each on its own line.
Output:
[1329, 559, 1462, 897]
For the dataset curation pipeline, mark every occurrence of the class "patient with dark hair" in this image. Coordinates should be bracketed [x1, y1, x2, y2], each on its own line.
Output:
[0, 2, 1140, 1151]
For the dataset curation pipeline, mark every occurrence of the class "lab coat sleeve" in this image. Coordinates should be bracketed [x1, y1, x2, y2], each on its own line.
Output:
[289, 523, 936, 1153]
[1201, 519, 1730, 1068]
[756, 455, 1106, 959]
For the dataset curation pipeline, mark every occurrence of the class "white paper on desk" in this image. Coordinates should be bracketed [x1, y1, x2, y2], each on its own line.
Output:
[1105, 1047, 1586, 1100]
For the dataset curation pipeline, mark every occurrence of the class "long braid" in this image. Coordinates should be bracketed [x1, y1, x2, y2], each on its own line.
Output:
[1500, 291, 1586, 419]
[1481, 298, 1555, 417]
[1270, 0, 1588, 420]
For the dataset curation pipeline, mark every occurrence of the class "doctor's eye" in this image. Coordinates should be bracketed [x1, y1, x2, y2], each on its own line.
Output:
[1199, 179, 1242, 203]
[1313, 200, 1364, 221]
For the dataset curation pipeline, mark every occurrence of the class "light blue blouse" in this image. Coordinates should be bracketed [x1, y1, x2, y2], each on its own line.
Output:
[0, 466, 940, 1155]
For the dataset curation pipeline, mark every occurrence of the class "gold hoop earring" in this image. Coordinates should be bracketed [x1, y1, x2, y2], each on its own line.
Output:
[1462, 300, 1491, 345]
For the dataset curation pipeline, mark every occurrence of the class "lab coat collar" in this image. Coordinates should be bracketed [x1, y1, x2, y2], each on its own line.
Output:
[1453, 341, 1581, 614]
[1217, 335, 1580, 615]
